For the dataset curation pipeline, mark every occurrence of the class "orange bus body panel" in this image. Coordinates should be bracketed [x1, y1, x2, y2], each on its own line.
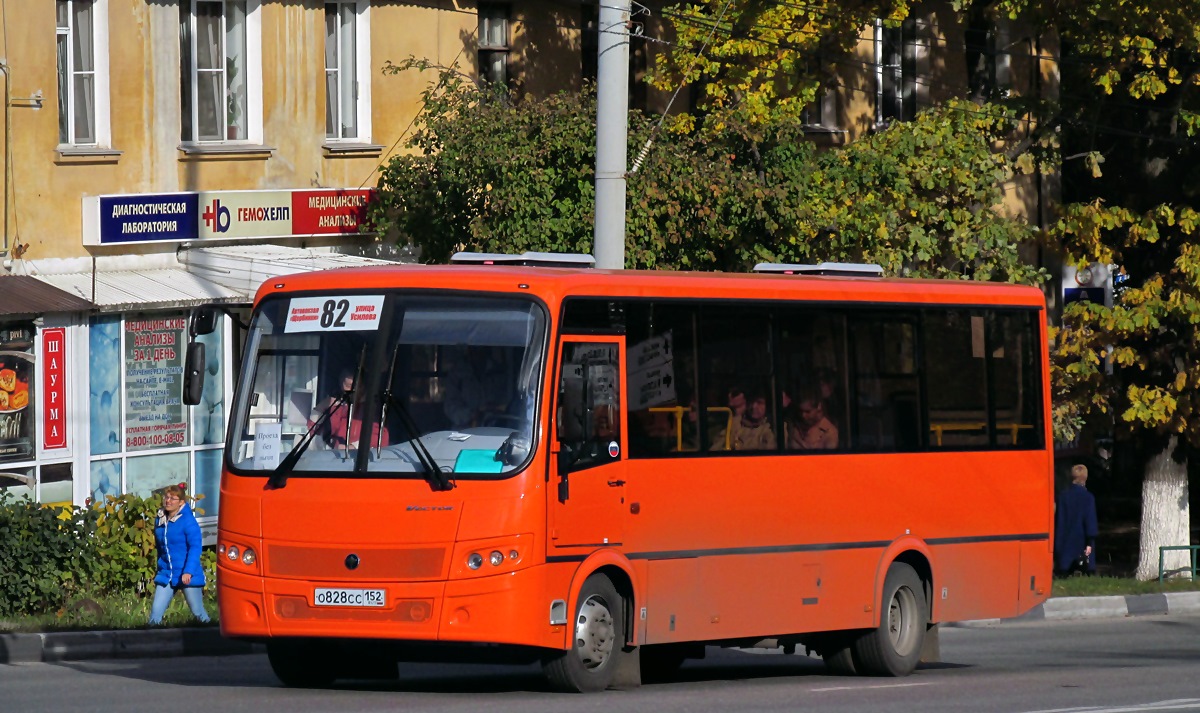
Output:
[219, 264, 1052, 654]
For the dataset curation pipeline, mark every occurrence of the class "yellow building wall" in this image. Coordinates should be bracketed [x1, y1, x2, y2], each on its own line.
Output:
[0, 0, 478, 265]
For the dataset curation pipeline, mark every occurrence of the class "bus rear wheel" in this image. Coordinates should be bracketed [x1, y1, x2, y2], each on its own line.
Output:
[853, 562, 927, 676]
[543, 574, 624, 693]
[267, 639, 336, 688]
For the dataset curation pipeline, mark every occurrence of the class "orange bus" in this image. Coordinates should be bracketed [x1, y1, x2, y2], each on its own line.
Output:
[192, 255, 1052, 691]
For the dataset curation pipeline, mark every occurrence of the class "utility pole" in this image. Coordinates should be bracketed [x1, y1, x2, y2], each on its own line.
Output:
[593, 0, 630, 270]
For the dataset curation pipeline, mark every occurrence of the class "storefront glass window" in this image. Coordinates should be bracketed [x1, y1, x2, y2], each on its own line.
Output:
[125, 314, 189, 451]
[86, 312, 224, 523]
[193, 319, 225, 445]
[126, 451, 189, 497]
[90, 458, 121, 503]
[40, 462, 73, 507]
[0, 323, 36, 463]
[89, 315, 122, 455]
[0, 467, 34, 500]
[195, 448, 221, 515]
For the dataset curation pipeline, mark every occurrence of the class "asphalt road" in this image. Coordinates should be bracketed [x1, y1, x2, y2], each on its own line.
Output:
[3, 615, 1199, 713]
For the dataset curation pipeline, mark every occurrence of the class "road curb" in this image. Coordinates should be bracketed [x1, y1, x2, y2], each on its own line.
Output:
[955, 591, 1200, 626]
[0, 627, 262, 664]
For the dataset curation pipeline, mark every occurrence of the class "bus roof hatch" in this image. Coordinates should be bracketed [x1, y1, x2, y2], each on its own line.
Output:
[450, 251, 596, 268]
[752, 262, 885, 277]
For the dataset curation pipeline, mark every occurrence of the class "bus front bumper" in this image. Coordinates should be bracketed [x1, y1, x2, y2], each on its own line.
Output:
[218, 564, 567, 650]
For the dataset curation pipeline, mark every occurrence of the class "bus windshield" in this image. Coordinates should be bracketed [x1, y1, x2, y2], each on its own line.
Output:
[227, 292, 546, 479]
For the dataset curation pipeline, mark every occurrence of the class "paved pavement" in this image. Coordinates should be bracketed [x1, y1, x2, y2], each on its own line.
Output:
[4, 592, 1200, 665]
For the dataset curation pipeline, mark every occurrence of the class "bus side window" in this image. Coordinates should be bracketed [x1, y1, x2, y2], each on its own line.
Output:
[557, 343, 621, 473]
[924, 311, 988, 448]
[850, 315, 920, 450]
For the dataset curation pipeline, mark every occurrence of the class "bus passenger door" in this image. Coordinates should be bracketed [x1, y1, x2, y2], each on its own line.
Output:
[550, 337, 627, 548]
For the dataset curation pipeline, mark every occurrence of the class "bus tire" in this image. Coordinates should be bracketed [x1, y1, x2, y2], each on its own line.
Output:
[266, 639, 336, 688]
[853, 562, 927, 676]
[543, 574, 624, 693]
[821, 633, 861, 675]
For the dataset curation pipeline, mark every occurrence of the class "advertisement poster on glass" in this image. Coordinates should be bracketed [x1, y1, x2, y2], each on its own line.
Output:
[0, 323, 35, 462]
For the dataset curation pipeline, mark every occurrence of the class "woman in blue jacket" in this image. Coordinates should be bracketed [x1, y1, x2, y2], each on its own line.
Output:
[149, 483, 211, 625]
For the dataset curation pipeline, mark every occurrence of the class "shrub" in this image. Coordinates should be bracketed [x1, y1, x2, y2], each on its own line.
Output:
[0, 493, 98, 617]
[90, 493, 160, 595]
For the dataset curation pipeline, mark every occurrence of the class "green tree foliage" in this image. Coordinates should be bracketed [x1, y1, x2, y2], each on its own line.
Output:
[369, 65, 1042, 284]
[649, 0, 910, 137]
[975, 0, 1200, 577]
[765, 100, 1044, 282]
[1001, 0, 1200, 449]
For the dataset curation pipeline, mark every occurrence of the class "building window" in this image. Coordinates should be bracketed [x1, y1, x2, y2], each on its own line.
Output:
[478, 3, 510, 86]
[802, 88, 838, 130]
[56, 0, 109, 146]
[325, 1, 370, 141]
[874, 18, 917, 125]
[88, 312, 228, 524]
[180, 0, 261, 144]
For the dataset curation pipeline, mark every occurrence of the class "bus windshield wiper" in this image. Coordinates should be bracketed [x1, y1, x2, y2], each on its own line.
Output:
[266, 391, 350, 490]
[385, 390, 455, 491]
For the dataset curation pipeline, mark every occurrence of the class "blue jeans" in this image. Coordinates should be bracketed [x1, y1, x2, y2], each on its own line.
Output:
[148, 583, 211, 625]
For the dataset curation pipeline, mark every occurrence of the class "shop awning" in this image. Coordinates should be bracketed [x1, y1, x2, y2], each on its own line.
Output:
[34, 268, 248, 313]
[0, 274, 94, 317]
[179, 245, 395, 295]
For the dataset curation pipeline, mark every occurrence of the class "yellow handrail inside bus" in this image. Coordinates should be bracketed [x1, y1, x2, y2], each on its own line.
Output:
[648, 406, 688, 451]
[649, 406, 734, 451]
[929, 422, 1032, 446]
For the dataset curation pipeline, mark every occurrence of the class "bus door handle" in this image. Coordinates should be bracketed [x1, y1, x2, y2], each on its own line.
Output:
[607, 479, 625, 487]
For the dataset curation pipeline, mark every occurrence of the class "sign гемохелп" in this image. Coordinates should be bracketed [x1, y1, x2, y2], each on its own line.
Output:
[82, 188, 375, 245]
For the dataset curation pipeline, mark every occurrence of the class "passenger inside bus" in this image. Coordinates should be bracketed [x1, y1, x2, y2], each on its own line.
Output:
[712, 388, 777, 451]
[786, 391, 839, 450]
[311, 369, 390, 450]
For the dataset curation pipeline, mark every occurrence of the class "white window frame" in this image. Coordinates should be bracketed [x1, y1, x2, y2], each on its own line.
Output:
[478, 3, 511, 87]
[180, 0, 262, 145]
[324, 0, 372, 143]
[56, 0, 111, 148]
[873, 17, 927, 127]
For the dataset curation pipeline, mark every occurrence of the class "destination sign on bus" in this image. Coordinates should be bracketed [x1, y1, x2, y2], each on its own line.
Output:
[283, 296, 385, 333]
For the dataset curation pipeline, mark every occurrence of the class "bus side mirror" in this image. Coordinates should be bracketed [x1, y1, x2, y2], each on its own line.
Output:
[190, 306, 217, 337]
[183, 342, 206, 406]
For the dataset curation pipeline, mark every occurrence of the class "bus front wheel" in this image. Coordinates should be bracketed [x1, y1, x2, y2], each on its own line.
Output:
[853, 562, 927, 676]
[543, 574, 625, 693]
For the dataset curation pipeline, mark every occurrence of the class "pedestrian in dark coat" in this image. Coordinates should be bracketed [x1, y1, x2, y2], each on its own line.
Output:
[1055, 464, 1099, 575]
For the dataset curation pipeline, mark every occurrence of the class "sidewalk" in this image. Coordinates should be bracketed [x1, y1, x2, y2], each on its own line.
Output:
[4, 592, 1200, 665]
